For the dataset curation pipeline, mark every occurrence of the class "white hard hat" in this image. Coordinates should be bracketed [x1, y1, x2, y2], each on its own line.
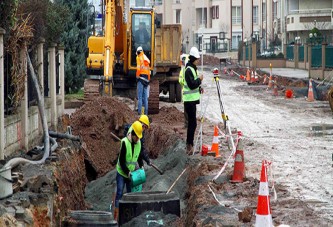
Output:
[189, 46, 200, 59]
[137, 46, 143, 52]
[180, 54, 187, 61]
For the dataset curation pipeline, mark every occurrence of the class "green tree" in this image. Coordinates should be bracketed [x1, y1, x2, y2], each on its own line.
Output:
[54, 0, 89, 93]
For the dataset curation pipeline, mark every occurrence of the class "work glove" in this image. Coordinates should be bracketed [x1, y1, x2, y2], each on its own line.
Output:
[147, 161, 152, 166]
[200, 87, 204, 94]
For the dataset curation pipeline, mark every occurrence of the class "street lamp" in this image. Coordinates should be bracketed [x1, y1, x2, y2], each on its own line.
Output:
[295, 36, 301, 44]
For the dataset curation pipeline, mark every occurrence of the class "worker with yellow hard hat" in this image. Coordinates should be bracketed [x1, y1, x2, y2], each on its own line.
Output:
[124, 114, 151, 166]
[114, 120, 144, 221]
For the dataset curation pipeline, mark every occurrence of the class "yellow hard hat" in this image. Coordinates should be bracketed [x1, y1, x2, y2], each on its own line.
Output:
[139, 115, 150, 128]
[132, 121, 143, 139]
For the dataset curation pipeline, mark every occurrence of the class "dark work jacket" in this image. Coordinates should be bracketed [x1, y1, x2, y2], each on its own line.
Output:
[185, 62, 201, 104]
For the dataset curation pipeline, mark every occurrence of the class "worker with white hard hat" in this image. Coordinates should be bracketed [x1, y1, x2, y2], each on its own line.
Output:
[179, 53, 189, 128]
[183, 46, 203, 154]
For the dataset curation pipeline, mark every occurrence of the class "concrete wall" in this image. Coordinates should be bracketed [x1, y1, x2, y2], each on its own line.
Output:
[3, 98, 63, 157]
[256, 59, 286, 68]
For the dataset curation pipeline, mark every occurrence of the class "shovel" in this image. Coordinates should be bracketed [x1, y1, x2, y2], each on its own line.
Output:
[150, 163, 164, 175]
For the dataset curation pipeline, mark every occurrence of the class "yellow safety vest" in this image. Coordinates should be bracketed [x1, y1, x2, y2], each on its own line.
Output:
[182, 66, 200, 102]
[116, 137, 141, 178]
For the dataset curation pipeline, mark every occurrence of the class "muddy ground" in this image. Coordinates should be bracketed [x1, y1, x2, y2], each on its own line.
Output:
[1, 54, 333, 226]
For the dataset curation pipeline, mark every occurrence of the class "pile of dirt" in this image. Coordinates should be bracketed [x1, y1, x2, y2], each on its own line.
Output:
[70, 96, 137, 177]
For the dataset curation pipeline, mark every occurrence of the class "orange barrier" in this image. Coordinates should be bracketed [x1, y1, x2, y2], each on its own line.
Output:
[285, 89, 293, 99]
[230, 138, 245, 183]
[255, 160, 273, 227]
[306, 79, 315, 102]
[246, 69, 251, 82]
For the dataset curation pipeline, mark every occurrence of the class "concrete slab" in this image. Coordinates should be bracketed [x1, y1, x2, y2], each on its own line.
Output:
[261, 68, 309, 79]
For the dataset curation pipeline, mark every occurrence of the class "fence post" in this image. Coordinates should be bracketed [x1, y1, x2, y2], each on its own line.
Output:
[252, 42, 257, 68]
[321, 43, 327, 80]
[20, 42, 29, 151]
[308, 44, 312, 78]
[0, 28, 5, 159]
[58, 45, 65, 116]
[295, 43, 299, 69]
[242, 44, 246, 66]
[49, 43, 57, 129]
[37, 38, 45, 135]
[304, 43, 308, 66]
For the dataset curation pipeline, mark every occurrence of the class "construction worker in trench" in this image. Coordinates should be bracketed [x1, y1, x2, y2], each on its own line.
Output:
[136, 46, 151, 115]
[124, 114, 152, 166]
[183, 46, 204, 154]
[114, 121, 145, 221]
[179, 53, 189, 128]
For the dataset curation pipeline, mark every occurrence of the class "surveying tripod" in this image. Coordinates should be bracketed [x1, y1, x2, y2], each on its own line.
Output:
[213, 68, 228, 130]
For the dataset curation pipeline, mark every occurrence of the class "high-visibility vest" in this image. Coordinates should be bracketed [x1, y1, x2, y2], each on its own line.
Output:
[179, 67, 185, 87]
[182, 66, 200, 102]
[136, 53, 151, 82]
[116, 137, 141, 178]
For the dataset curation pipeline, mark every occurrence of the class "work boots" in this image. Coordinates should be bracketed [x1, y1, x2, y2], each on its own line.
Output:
[113, 207, 119, 223]
[186, 144, 193, 155]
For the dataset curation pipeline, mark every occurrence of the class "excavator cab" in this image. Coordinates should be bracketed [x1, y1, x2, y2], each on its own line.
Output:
[129, 8, 154, 72]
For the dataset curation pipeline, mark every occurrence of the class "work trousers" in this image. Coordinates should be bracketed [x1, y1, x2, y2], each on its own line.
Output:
[115, 172, 131, 208]
[137, 79, 148, 115]
[184, 101, 197, 146]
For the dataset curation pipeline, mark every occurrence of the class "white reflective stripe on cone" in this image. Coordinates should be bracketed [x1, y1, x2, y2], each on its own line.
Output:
[255, 214, 273, 227]
[212, 136, 219, 143]
[258, 182, 269, 196]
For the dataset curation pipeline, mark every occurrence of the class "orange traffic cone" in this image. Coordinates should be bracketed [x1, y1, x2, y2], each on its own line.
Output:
[267, 74, 273, 88]
[246, 69, 251, 82]
[273, 82, 278, 96]
[307, 79, 315, 102]
[255, 160, 273, 227]
[262, 74, 267, 84]
[210, 126, 220, 158]
[254, 71, 259, 82]
[251, 71, 255, 83]
[230, 139, 245, 183]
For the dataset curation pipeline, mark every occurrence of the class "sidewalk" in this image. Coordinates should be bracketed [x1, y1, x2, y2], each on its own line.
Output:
[260, 68, 309, 79]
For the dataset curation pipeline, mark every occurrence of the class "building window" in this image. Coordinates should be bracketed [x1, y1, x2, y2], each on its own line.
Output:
[212, 6, 216, 19]
[216, 6, 219, 19]
[253, 6, 258, 24]
[262, 2, 266, 23]
[176, 9, 181, 24]
[273, 1, 277, 19]
[232, 6, 242, 25]
[212, 6, 219, 19]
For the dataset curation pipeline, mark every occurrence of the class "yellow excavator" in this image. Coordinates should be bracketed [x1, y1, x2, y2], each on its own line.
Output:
[85, 1, 154, 101]
[85, 0, 182, 114]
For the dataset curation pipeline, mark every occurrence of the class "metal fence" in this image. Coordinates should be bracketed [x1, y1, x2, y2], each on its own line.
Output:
[286, 45, 294, 60]
[298, 45, 304, 62]
[311, 45, 322, 68]
[3, 47, 53, 115]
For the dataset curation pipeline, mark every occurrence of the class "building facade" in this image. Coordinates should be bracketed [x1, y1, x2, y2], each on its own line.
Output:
[154, 0, 333, 56]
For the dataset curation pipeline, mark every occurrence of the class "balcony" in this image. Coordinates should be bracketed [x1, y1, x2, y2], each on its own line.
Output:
[286, 8, 332, 32]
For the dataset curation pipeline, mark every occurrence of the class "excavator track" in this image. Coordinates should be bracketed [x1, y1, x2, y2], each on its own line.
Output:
[328, 85, 333, 114]
[148, 79, 159, 114]
[84, 79, 100, 102]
